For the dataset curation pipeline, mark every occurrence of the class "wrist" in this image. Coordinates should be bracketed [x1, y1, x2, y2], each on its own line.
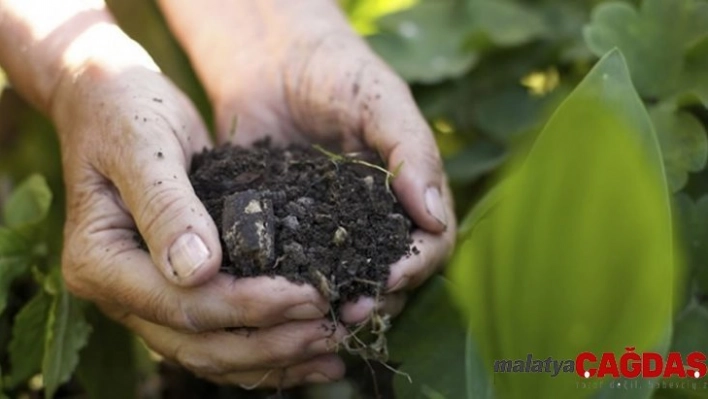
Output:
[50, 23, 160, 125]
[157, 0, 353, 109]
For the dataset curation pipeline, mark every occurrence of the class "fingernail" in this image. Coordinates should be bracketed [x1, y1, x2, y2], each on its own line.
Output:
[168, 233, 210, 278]
[425, 187, 447, 229]
[304, 372, 331, 384]
[388, 276, 409, 293]
[284, 303, 324, 320]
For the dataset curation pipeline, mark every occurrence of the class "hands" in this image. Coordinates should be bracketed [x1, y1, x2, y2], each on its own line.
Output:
[160, 0, 457, 323]
[0, 0, 455, 390]
[51, 29, 346, 388]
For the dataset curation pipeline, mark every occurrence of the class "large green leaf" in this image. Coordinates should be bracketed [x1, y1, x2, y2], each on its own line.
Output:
[42, 287, 92, 399]
[0, 228, 30, 317]
[449, 50, 675, 399]
[77, 306, 138, 399]
[2, 174, 52, 230]
[388, 276, 470, 399]
[584, 0, 708, 99]
[7, 291, 51, 387]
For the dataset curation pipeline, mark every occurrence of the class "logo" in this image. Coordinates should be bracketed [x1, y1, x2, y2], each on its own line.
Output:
[577, 348, 706, 379]
[493, 348, 707, 379]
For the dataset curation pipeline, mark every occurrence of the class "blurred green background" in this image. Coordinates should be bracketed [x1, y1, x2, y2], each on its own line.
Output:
[2, 0, 708, 398]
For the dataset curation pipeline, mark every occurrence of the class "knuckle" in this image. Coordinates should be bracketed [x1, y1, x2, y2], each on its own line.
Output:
[389, 138, 443, 178]
[260, 334, 311, 366]
[173, 297, 202, 333]
[236, 302, 265, 327]
[61, 254, 88, 298]
[61, 230, 94, 299]
[221, 285, 270, 327]
[134, 184, 193, 240]
[141, 288, 192, 331]
[257, 343, 288, 366]
[174, 344, 222, 376]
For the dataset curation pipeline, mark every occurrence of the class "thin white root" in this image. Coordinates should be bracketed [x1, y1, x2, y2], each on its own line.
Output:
[238, 369, 276, 390]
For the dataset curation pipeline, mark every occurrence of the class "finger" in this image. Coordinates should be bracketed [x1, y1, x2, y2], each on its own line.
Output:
[386, 226, 455, 294]
[379, 292, 407, 318]
[207, 355, 346, 389]
[339, 292, 407, 324]
[355, 63, 453, 234]
[63, 194, 330, 331]
[339, 297, 376, 325]
[96, 247, 329, 330]
[124, 314, 346, 375]
[93, 78, 221, 287]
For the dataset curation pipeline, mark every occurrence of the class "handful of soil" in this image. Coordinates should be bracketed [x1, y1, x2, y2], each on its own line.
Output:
[188, 140, 415, 309]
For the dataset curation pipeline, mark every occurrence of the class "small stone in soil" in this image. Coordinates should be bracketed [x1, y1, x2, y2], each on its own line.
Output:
[221, 190, 275, 269]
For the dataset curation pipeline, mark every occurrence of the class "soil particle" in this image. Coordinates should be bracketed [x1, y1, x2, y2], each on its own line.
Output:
[189, 139, 415, 305]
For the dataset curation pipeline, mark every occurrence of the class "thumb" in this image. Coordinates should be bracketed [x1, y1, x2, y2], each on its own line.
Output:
[102, 99, 222, 287]
[359, 71, 451, 233]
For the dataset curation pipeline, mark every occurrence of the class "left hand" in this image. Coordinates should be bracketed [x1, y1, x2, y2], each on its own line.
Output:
[158, 0, 456, 324]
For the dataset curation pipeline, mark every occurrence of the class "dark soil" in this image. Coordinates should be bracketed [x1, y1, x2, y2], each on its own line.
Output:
[188, 140, 415, 307]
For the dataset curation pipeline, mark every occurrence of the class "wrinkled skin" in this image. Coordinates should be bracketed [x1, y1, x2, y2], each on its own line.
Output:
[21, 0, 456, 389]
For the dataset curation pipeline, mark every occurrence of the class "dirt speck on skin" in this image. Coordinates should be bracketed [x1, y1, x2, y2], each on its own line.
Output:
[189, 139, 415, 307]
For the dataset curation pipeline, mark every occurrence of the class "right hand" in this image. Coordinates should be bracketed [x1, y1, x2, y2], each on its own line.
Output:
[52, 58, 346, 388]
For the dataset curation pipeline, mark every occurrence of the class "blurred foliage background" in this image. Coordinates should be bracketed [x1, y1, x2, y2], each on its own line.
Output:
[2, 0, 708, 398]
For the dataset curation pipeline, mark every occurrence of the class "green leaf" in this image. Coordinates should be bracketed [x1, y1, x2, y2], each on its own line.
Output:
[7, 291, 51, 387]
[77, 305, 137, 399]
[367, 0, 549, 84]
[2, 174, 52, 230]
[42, 288, 92, 399]
[651, 304, 708, 399]
[444, 139, 506, 184]
[583, 0, 708, 99]
[467, 0, 547, 48]
[470, 83, 565, 142]
[649, 102, 708, 192]
[388, 276, 470, 399]
[679, 36, 708, 108]
[673, 303, 708, 358]
[0, 228, 30, 316]
[368, 1, 478, 84]
[465, 328, 493, 399]
[674, 194, 708, 298]
[449, 50, 675, 399]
